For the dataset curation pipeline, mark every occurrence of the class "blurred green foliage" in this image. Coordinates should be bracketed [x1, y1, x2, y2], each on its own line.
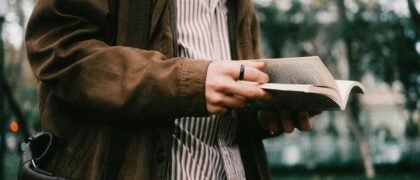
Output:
[256, 0, 419, 136]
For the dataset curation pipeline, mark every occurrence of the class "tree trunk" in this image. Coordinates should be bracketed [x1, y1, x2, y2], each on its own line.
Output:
[336, 0, 375, 178]
[407, 0, 420, 29]
[405, 0, 420, 138]
[0, 16, 6, 180]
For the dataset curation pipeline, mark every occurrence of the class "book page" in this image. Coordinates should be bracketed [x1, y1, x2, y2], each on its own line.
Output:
[257, 56, 338, 90]
[260, 83, 313, 92]
[240, 57, 365, 111]
[335, 80, 365, 109]
[246, 82, 343, 111]
[256, 81, 363, 110]
[249, 90, 342, 111]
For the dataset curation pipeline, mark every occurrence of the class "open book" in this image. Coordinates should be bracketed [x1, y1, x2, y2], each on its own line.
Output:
[244, 56, 364, 111]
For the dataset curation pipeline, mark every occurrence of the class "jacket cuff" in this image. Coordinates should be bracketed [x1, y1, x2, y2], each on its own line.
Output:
[177, 59, 212, 117]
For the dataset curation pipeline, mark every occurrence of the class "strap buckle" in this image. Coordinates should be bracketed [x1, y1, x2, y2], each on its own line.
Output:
[31, 159, 38, 168]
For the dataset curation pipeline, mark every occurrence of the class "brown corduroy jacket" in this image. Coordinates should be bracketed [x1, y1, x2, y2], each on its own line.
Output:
[25, 0, 272, 179]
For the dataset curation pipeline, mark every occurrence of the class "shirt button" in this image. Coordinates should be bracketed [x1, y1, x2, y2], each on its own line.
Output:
[156, 149, 165, 163]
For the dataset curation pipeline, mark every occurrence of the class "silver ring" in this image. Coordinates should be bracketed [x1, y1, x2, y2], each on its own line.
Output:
[238, 65, 245, 80]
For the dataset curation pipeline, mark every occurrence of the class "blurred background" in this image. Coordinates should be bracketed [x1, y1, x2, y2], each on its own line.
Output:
[0, 0, 419, 179]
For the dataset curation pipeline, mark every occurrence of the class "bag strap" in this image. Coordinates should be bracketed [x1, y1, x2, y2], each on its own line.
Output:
[19, 131, 68, 180]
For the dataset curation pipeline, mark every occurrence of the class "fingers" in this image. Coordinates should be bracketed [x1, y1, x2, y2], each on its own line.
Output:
[278, 109, 294, 133]
[221, 95, 246, 108]
[258, 110, 317, 134]
[309, 111, 322, 117]
[277, 110, 313, 133]
[226, 62, 271, 98]
[237, 63, 269, 84]
[240, 60, 266, 70]
[258, 109, 293, 134]
[206, 94, 246, 114]
[293, 111, 312, 131]
[258, 111, 279, 134]
[234, 62, 269, 84]
[206, 104, 228, 115]
[227, 82, 272, 100]
[217, 61, 268, 83]
[205, 61, 272, 114]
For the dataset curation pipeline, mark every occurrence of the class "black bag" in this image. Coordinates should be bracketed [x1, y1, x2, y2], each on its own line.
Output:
[19, 131, 68, 180]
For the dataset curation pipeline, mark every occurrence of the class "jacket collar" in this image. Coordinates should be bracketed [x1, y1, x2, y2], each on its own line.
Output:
[118, 0, 167, 49]
[119, 0, 247, 58]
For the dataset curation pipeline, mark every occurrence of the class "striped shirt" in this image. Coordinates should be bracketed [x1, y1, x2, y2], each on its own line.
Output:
[171, 0, 246, 179]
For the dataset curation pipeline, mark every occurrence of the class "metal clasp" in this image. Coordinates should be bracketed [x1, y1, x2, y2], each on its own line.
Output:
[31, 159, 38, 168]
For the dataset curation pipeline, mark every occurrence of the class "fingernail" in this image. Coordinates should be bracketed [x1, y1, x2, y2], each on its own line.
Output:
[255, 62, 266, 69]
[262, 74, 269, 83]
[299, 111, 309, 120]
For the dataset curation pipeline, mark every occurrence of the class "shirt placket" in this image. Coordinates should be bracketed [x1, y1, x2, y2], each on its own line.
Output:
[218, 111, 245, 180]
[208, 0, 221, 61]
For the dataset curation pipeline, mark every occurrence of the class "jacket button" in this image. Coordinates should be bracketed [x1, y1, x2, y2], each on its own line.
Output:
[156, 149, 166, 163]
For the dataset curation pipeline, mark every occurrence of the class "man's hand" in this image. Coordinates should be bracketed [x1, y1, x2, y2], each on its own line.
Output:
[258, 110, 321, 134]
[205, 61, 271, 114]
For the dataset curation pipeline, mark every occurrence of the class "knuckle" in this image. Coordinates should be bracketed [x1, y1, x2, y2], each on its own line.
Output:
[249, 89, 264, 98]
[215, 107, 227, 115]
[234, 101, 245, 109]
[212, 80, 230, 92]
[247, 68, 258, 78]
[207, 104, 216, 113]
[285, 127, 295, 133]
[210, 85, 223, 93]
[217, 84, 229, 92]
[207, 80, 220, 89]
[238, 98, 247, 106]
[211, 95, 224, 104]
[260, 73, 269, 83]
[208, 107, 216, 114]
[208, 105, 224, 115]
[248, 90, 259, 97]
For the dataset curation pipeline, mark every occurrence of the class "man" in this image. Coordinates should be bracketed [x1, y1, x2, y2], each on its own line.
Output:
[25, 0, 315, 179]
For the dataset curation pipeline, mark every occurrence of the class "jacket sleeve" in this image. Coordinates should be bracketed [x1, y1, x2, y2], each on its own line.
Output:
[25, 0, 211, 122]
